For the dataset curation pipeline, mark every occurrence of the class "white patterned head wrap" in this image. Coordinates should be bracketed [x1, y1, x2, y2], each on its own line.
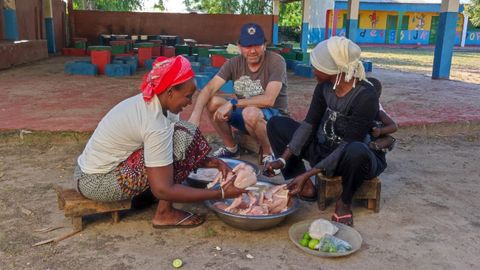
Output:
[310, 36, 368, 89]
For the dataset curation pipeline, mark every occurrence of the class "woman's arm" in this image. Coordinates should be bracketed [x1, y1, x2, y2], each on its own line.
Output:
[146, 165, 243, 202]
[286, 83, 327, 156]
[377, 110, 398, 136]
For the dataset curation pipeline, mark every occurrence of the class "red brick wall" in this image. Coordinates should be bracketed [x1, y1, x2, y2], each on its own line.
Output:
[72, 11, 274, 46]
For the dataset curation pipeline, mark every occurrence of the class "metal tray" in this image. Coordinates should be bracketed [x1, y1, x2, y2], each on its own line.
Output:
[288, 219, 362, 257]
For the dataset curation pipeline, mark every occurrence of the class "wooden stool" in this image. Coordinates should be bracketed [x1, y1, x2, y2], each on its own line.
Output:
[235, 130, 263, 163]
[316, 174, 381, 212]
[54, 186, 131, 231]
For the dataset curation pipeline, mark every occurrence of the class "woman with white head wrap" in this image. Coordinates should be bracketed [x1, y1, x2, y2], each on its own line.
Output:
[263, 37, 386, 226]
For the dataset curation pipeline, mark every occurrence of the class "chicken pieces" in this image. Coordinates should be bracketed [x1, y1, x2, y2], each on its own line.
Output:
[214, 184, 290, 215]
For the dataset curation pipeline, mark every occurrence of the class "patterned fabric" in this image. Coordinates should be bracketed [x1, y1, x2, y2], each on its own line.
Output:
[140, 55, 195, 102]
[73, 165, 129, 202]
[172, 121, 212, 184]
[115, 148, 150, 197]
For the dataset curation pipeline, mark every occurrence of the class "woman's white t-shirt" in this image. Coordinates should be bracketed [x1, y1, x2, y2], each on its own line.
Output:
[77, 93, 178, 174]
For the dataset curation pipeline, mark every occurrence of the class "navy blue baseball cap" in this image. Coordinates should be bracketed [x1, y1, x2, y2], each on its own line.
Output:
[238, 23, 266, 46]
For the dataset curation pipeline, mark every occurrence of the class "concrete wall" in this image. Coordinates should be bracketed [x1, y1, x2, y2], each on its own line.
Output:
[16, 0, 43, 40]
[52, 0, 66, 49]
[73, 11, 274, 45]
[0, 40, 48, 69]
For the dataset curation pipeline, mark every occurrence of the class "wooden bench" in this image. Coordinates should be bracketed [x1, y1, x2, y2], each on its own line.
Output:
[54, 186, 131, 231]
[315, 174, 381, 213]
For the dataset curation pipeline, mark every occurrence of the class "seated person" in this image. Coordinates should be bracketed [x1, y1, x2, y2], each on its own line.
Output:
[73, 56, 245, 229]
[189, 23, 288, 164]
[263, 37, 387, 226]
[363, 77, 398, 152]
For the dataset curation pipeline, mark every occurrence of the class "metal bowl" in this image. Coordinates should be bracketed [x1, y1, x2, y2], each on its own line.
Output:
[186, 158, 259, 189]
[204, 181, 299, 231]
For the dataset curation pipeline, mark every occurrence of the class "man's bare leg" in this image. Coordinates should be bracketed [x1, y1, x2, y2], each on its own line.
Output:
[242, 107, 273, 155]
[206, 96, 236, 148]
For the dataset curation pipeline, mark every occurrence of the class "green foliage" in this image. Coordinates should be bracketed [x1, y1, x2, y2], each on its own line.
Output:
[154, 0, 165, 11]
[72, 0, 144, 11]
[465, 0, 480, 27]
[183, 0, 271, 14]
[278, 1, 301, 27]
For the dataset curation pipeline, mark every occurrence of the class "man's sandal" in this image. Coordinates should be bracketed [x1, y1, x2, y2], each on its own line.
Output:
[331, 211, 354, 227]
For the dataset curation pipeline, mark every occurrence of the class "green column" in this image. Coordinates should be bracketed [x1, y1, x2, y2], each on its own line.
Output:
[395, 12, 405, 44]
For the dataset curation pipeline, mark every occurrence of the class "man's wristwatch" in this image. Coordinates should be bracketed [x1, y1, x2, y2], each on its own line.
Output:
[230, 99, 238, 111]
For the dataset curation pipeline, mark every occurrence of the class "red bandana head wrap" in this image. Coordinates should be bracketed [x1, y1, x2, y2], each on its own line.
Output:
[140, 55, 195, 102]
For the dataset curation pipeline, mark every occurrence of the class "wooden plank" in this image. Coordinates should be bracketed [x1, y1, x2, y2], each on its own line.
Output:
[64, 199, 131, 217]
[57, 188, 131, 217]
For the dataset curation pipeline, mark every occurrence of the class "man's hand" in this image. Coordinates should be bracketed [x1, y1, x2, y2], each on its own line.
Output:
[286, 173, 310, 196]
[222, 179, 246, 198]
[213, 102, 233, 122]
[263, 159, 285, 177]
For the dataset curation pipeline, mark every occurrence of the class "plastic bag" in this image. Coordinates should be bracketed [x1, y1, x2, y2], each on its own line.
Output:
[308, 219, 338, 239]
[315, 234, 352, 253]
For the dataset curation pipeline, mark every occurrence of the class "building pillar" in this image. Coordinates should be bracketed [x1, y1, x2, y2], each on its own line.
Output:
[460, 12, 468, 47]
[395, 11, 405, 44]
[432, 0, 459, 79]
[44, 0, 56, 53]
[346, 0, 359, 41]
[300, 0, 310, 52]
[3, 0, 19, 41]
[273, 0, 280, 45]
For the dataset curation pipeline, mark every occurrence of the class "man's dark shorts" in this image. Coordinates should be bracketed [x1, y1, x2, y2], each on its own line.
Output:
[228, 107, 281, 132]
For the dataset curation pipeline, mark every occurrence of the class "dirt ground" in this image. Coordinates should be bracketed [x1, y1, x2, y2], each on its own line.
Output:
[0, 129, 479, 270]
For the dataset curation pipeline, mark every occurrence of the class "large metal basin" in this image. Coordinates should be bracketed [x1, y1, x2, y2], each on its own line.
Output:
[204, 181, 299, 231]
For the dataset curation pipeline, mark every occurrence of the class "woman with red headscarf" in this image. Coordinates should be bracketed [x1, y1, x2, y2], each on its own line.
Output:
[74, 56, 245, 228]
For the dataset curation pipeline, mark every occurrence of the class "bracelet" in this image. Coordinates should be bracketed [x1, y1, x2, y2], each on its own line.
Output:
[278, 157, 287, 168]
[220, 186, 225, 199]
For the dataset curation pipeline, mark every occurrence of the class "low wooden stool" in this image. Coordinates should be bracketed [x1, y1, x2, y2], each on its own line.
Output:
[315, 174, 381, 213]
[234, 130, 263, 163]
[54, 186, 131, 231]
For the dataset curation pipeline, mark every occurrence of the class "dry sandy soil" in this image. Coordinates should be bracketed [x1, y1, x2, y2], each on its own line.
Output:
[0, 129, 479, 270]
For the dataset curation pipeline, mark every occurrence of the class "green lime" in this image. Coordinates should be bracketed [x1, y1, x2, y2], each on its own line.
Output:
[308, 239, 320, 250]
[172, 259, 183, 268]
[299, 238, 309, 247]
[302, 232, 311, 240]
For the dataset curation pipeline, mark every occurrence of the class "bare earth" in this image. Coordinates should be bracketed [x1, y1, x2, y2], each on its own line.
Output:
[0, 130, 479, 270]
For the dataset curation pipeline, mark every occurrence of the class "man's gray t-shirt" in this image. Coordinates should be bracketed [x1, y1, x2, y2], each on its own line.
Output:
[217, 50, 289, 115]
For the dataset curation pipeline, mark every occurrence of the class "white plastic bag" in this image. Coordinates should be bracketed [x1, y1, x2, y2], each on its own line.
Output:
[308, 219, 339, 239]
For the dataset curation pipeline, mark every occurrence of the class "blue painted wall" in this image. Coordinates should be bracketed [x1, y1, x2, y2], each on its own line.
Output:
[465, 31, 480, 45]
[3, 9, 19, 41]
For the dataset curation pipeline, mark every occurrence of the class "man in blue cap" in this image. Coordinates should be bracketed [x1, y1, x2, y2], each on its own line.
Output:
[189, 23, 288, 166]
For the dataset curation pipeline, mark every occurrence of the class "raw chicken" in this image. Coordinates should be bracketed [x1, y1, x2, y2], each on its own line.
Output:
[207, 163, 257, 189]
[214, 184, 291, 215]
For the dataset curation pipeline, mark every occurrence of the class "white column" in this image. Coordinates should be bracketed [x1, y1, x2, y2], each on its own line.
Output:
[461, 12, 468, 47]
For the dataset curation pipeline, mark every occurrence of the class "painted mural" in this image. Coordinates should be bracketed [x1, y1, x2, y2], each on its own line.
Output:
[306, 2, 479, 46]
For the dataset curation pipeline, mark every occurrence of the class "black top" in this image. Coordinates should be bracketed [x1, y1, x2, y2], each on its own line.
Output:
[288, 81, 379, 175]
